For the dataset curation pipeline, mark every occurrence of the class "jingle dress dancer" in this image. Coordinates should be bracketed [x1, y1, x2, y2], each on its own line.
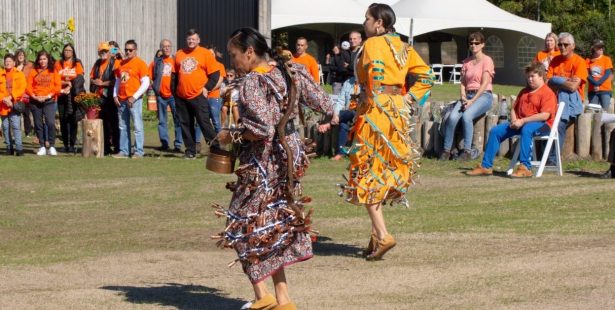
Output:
[213, 28, 332, 310]
[339, 3, 434, 261]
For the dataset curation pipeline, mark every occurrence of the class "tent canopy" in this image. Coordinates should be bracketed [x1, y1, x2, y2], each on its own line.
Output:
[272, 0, 551, 39]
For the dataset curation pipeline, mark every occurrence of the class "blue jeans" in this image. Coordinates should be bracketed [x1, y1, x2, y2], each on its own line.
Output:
[117, 98, 144, 156]
[443, 92, 493, 151]
[336, 110, 356, 155]
[208, 97, 223, 133]
[589, 91, 612, 110]
[2, 111, 23, 151]
[482, 121, 549, 169]
[157, 96, 182, 149]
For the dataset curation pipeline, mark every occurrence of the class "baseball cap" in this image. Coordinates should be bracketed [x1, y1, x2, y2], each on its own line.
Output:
[98, 42, 110, 52]
[341, 41, 350, 50]
[592, 39, 605, 49]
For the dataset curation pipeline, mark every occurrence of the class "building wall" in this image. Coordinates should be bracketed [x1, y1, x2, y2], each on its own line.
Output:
[1, 0, 176, 84]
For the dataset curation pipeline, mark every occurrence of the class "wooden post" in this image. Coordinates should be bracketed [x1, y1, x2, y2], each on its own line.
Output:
[576, 113, 592, 158]
[82, 119, 103, 158]
[422, 120, 434, 153]
[485, 115, 498, 142]
[497, 119, 509, 156]
[472, 114, 486, 152]
[591, 112, 603, 161]
[563, 121, 575, 159]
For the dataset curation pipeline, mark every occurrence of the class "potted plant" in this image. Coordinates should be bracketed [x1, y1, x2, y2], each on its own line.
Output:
[75, 92, 102, 119]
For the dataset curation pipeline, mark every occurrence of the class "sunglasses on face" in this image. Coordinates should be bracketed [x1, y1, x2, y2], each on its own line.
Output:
[469, 42, 482, 46]
[558, 43, 571, 48]
[125, 48, 135, 53]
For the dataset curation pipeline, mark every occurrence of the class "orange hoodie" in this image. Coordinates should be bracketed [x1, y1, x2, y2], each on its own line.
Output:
[0, 68, 27, 116]
[26, 68, 61, 100]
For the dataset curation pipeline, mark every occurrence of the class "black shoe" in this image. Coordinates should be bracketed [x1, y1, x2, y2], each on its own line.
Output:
[15, 150, 24, 156]
[68, 146, 76, 153]
[184, 152, 196, 159]
[599, 166, 615, 179]
[156, 145, 170, 151]
[63, 146, 70, 153]
[458, 150, 472, 161]
[172, 147, 182, 153]
[7, 148, 14, 155]
[438, 150, 451, 161]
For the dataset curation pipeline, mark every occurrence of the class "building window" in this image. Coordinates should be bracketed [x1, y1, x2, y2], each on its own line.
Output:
[485, 35, 504, 68]
[441, 40, 457, 65]
[517, 36, 537, 69]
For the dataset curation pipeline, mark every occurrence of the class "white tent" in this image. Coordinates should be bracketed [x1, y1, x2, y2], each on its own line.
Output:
[392, 0, 551, 40]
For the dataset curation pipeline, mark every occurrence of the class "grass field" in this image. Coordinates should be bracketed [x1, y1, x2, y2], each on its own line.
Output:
[1, 118, 615, 309]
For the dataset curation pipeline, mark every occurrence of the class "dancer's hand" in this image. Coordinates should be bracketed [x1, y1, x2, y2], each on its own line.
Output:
[216, 129, 232, 145]
[318, 123, 331, 133]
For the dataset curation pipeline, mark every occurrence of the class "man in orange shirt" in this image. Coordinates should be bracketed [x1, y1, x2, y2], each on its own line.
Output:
[91, 42, 120, 155]
[547, 32, 587, 164]
[586, 39, 613, 110]
[175, 29, 221, 158]
[112, 40, 150, 158]
[150, 38, 182, 153]
[195, 46, 225, 146]
[292, 37, 320, 83]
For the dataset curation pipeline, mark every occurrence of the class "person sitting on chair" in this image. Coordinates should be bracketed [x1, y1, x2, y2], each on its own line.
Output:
[467, 62, 557, 178]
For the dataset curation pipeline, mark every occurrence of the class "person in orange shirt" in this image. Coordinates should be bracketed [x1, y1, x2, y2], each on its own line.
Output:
[291, 37, 320, 83]
[1, 54, 27, 156]
[149, 38, 182, 152]
[55, 43, 86, 153]
[547, 32, 588, 164]
[534, 32, 560, 70]
[174, 28, 221, 158]
[195, 47, 226, 148]
[91, 42, 120, 155]
[15, 49, 34, 137]
[112, 40, 150, 158]
[586, 39, 613, 110]
[26, 50, 62, 156]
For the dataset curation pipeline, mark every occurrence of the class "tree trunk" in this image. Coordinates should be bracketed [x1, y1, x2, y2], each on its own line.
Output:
[82, 119, 104, 158]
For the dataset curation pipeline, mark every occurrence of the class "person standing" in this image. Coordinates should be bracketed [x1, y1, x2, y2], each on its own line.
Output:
[340, 3, 433, 261]
[15, 49, 34, 138]
[534, 32, 560, 70]
[26, 50, 61, 156]
[1, 54, 27, 156]
[55, 43, 85, 153]
[174, 29, 221, 158]
[215, 27, 333, 310]
[112, 40, 150, 158]
[90, 42, 120, 155]
[291, 37, 320, 82]
[586, 39, 613, 110]
[547, 32, 588, 164]
[149, 39, 182, 152]
[440, 32, 495, 161]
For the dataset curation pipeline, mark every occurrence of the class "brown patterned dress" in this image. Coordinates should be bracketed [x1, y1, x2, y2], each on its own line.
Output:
[213, 64, 332, 283]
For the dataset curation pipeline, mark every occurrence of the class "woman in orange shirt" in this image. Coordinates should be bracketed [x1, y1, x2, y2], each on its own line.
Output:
[55, 43, 86, 153]
[1, 54, 27, 156]
[586, 39, 613, 110]
[15, 49, 34, 137]
[26, 50, 61, 156]
[534, 32, 560, 70]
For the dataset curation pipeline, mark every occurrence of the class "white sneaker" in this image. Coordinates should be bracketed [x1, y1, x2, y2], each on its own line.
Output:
[36, 147, 47, 156]
[48, 147, 58, 156]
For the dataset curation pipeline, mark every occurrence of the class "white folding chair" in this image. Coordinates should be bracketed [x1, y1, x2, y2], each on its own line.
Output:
[431, 64, 443, 85]
[449, 64, 462, 84]
[507, 101, 565, 177]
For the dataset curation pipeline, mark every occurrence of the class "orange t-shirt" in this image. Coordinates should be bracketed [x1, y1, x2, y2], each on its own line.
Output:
[207, 60, 226, 99]
[115, 57, 149, 101]
[547, 54, 588, 100]
[1, 68, 27, 116]
[90, 58, 119, 97]
[586, 55, 613, 93]
[54, 60, 84, 81]
[175, 46, 217, 100]
[534, 49, 561, 69]
[26, 68, 61, 99]
[149, 56, 175, 99]
[514, 83, 558, 128]
[0, 70, 7, 115]
[292, 53, 319, 82]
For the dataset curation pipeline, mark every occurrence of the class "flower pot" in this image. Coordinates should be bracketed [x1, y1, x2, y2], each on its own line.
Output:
[86, 108, 100, 119]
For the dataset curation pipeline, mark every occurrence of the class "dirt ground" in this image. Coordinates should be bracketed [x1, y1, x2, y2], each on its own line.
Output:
[2, 233, 615, 310]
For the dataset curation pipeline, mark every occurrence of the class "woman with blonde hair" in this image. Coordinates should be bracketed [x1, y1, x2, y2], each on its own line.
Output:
[534, 32, 560, 69]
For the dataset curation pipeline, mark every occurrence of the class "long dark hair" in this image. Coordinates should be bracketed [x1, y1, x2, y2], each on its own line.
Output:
[367, 3, 396, 33]
[228, 27, 293, 90]
[14, 48, 28, 66]
[34, 50, 55, 71]
[60, 43, 80, 68]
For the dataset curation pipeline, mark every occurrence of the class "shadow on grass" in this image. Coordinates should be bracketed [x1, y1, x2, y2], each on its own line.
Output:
[312, 235, 363, 258]
[101, 283, 245, 310]
[567, 170, 605, 178]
